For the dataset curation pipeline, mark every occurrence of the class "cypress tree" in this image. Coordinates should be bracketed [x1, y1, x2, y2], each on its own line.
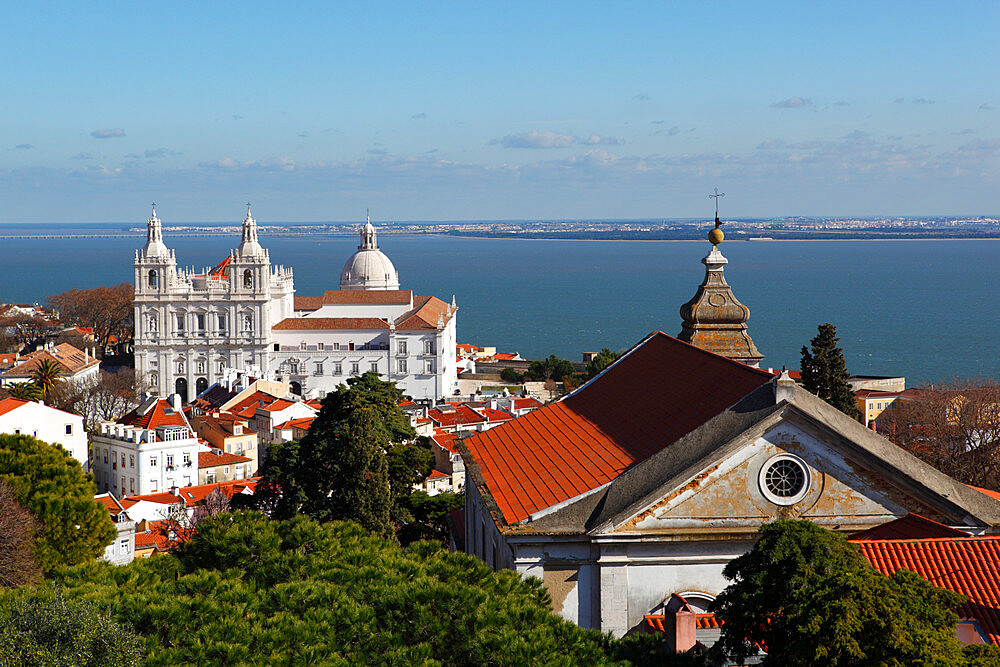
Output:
[800, 323, 860, 420]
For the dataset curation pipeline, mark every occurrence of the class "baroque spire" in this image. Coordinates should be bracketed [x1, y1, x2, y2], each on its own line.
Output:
[141, 202, 170, 259]
[677, 191, 764, 367]
[237, 202, 265, 258]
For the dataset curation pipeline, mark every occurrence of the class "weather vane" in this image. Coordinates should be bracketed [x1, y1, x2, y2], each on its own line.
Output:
[709, 188, 725, 228]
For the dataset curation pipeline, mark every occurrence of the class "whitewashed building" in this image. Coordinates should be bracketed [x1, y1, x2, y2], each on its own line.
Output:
[133, 209, 458, 403]
[90, 396, 202, 496]
[0, 397, 88, 469]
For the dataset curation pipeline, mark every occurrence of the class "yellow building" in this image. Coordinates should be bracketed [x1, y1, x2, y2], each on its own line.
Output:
[189, 411, 259, 474]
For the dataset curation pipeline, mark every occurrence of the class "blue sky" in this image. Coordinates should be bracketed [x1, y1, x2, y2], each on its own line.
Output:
[1, 1, 997, 222]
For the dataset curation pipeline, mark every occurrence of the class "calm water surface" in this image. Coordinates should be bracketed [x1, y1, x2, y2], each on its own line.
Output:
[1, 231, 997, 384]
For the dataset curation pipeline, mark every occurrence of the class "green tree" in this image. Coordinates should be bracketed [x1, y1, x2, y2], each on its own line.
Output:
[587, 347, 621, 377]
[500, 367, 525, 383]
[0, 434, 115, 572]
[250, 372, 413, 540]
[4, 512, 683, 665]
[30, 358, 64, 401]
[800, 323, 860, 420]
[397, 490, 465, 545]
[5, 381, 41, 401]
[711, 520, 967, 666]
[526, 354, 576, 382]
[0, 593, 143, 667]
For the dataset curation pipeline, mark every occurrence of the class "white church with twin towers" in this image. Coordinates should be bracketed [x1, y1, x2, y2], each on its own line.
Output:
[133, 205, 459, 403]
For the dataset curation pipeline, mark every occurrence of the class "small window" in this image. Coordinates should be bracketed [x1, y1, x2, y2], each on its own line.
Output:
[218, 314, 227, 331]
[176, 315, 185, 331]
[243, 269, 253, 288]
[150, 456, 157, 466]
[148, 270, 158, 288]
[333, 342, 340, 350]
[398, 340, 407, 354]
[224, 466, 230, 475]
[120, 538, 129, 553]
[206, 472, 216, 484]
[274, 343, 280, 351]
[196, 314, 206, 330]
[318, 342, 325, 350]
[398, 359, 407, 374]
[183, 453, 191, 466]
[425, 359, 435, 374]
[351, 363, 359, 375]
[334, 363, 342, 375]
[315, 362, 323, 375]
[166, 454, 174, 468]
[129, 478, 135, 494]
[151, 479, 157, 492]
[129, 455, 134, 468]
[758, 454, 810, 506]
[370, 362, 378, 373]
[423, 340, 434, 354]
[104, 450, 108, 464]
[121, 454, 126, 467]
[65, 424, 73, 435]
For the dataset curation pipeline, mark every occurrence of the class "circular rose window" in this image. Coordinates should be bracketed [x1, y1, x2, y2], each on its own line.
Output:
[758, 454, 810, 505]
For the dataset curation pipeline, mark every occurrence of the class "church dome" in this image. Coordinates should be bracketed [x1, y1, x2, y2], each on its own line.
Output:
[339, 217, 400, 291]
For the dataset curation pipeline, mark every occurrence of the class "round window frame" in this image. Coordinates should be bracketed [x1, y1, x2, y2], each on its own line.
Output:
[758, 453, 810, 506]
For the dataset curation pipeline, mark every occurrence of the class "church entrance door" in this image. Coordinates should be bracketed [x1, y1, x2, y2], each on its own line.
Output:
[175, 377, 188, 403]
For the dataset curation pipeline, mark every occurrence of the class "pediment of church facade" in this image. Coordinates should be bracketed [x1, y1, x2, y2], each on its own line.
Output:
[601, 412, 990, 537]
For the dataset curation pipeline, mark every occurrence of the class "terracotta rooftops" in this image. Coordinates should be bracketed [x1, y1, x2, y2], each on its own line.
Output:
[395, 295, 453, 330]
[427, 469, 450, 480]
[294, 290, 413, 311]
[3, 343, 100, 378]
[274, 317, 391, 330]
[274, 416, 315, 431]
[120, 398, 189, 431]
[461, 331, 774, 525]
[429, 404, 487, 428]
[432, 430, 457, 453]
[0, 397, 32, 417]
[198, 451, 252, 468]
[855, 536, 1000, 644]
[849, 513, 971, 541]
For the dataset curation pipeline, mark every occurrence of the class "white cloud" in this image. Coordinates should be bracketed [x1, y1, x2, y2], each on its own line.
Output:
[580, 134, 624, 146]
[496, 131, 577, 149]
[770, 97, 813, 109]
[90, 128, 126, 139]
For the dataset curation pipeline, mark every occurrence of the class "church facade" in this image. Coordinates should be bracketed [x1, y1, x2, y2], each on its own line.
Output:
[133, 208, 458, 403]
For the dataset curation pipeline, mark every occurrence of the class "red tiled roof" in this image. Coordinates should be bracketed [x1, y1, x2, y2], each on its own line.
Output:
[395, 295, 453, 331]
[856, 536, 1000, 644]
[511, 397, 543, 410]
[120, 399, 189, 431]
[125, 491, 184, 505]
[294, 290, 413, 311]
[94, 493, 127, 515]
[494, 353, 518, 361]
[273, 317, 390, 330]
[4, 344, 99, 377]
[427, 469, 450, 479]
[274, 416, 315, 431]
[261, 398, 295, 412]
[480, 407, 514, 422]
[463, 331, 774, 525]
[849, 514, 971, 541]
[429, 404, 487, 428]
[198, 451, 252, 468]
[432, 430, 457, 453]
[0, 397, 30, 417]
[855, 389, 903, 399]
[226, 391, 279, 418]
[457, 344, 481, 353]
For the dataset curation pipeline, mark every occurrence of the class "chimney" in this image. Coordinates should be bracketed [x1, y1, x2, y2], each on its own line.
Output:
[868, 420, 877, 432]
[663, 595, 697, 653]
[169, 393, 182, 412]
[84, 348, 89, 363]
[773, 369, 796, 404]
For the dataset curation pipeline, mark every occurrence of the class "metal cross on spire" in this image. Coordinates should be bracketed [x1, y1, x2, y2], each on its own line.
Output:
[709, 187, 725, 227]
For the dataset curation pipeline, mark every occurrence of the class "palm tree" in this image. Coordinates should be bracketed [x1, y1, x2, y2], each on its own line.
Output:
[6, 382, 42, 401]
[30, 359, 64, 401]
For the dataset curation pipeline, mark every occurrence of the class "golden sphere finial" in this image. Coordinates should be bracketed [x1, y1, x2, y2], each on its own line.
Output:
[708, 227, 724, 245]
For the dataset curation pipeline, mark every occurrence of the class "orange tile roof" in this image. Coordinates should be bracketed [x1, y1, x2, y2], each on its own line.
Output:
[462, 331, 774, 525]
[4, 344, 100, 377]
[432, 430, 457, 453]
[294, 290, 413, 311]
[493, 353, 519, 361]
[274, 416, 315, 430]
[120, 399, 189, 431]
[856, 536, 1000, 644]
[94, 493, 127, 515]
[480, 407, 514, 422]
[429, 404, 487, 428]
[198, 451, 252, 468]
[226, 391, 279, 418]
[427, 469, 450, 480]
[849, 514, 971, 540]
[395, 295, 453, 331]
[511, 397, 543, 410]
[125, 491, 184, 505]
[0, 397, 31, 417]
[457, 344, 481, 353]
[855, 389, 904, 399]
[273, 317, 391, 330]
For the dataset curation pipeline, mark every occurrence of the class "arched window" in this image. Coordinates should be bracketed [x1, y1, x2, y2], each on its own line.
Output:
[148, 270, 158, 288]
[243, 269, 253, 288]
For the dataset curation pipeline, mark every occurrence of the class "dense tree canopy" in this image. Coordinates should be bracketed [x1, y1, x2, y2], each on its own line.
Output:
[2, 512, 675, 665]
[0, 434, 115, 572]
[800, 323, 860, 420]
[0, 479, 40, 588]
[0, 593, 143, 667]
[249, 372, 414, 539]
[712, 520, 969, 666]
[587, 347, 622, 378]
[526, 354, 576, 382]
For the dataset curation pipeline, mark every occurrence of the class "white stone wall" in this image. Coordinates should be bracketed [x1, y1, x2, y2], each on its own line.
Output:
[0, 401, 87, 469]
[91, 430, 202, 496]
